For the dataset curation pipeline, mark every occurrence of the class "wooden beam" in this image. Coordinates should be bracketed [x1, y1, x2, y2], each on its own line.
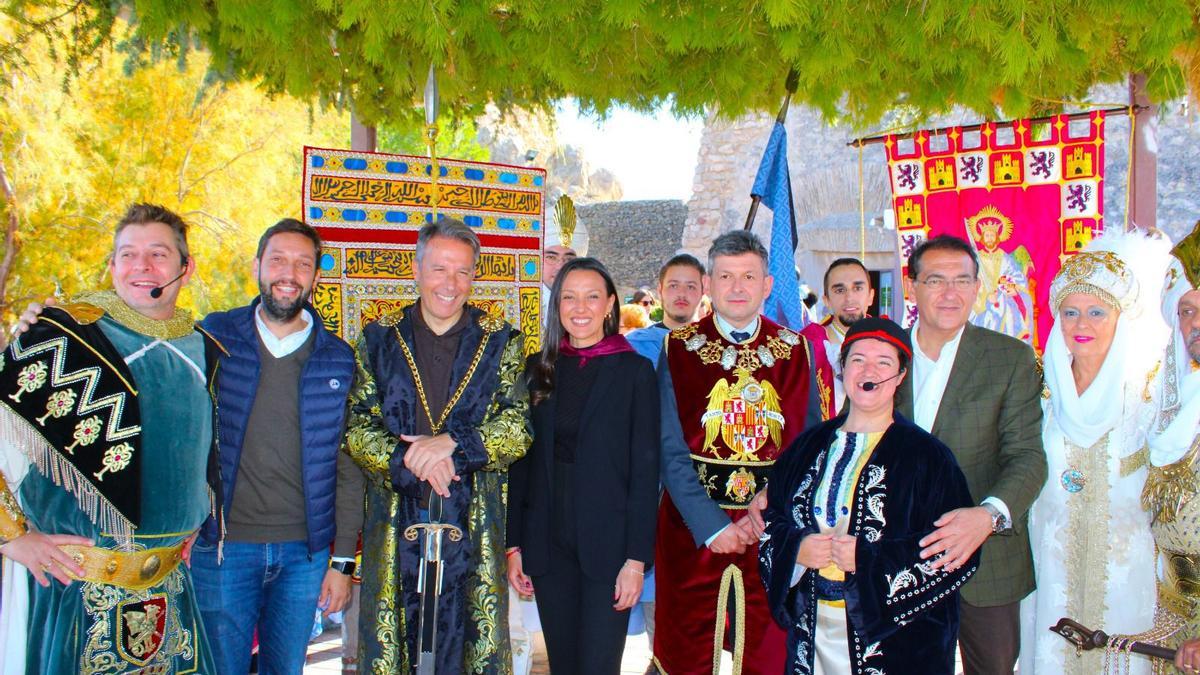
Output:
[350, 113, 377, 152]
[847, 106, 1139, 147]
[1129, 73, 1158, 230]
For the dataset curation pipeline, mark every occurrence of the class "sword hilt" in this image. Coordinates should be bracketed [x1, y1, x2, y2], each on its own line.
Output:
[403, 522, 463, 542]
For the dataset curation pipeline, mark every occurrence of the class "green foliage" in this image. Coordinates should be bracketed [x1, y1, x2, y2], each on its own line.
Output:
[8, 0, 1200, 130]
[0, 14, 348, 324]
[377, 115, 489, 161]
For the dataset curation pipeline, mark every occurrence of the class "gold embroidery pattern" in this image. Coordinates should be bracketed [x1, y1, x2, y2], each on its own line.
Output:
[696, 341, 724, 365]
[1145, 361, 1162, 403]
[344, 339, 394, 483]
[1119, 445, 1150, 478]
[38, 389, 78, 425]
[696, 462, 718, 495]
[464, 470, 511, 673]
[464, 330, 526, 673]
[1151, 435, 1200, 657]
[479, 334, 531, 471]
[0, 471, 27, 544]
[345, 319, 526, 674]
[1143, 436, 1200, 524]
[366, 487, 405, 674]
[670, 324, 698, 341]
[816, 370, 832, 422]
[81, 567, 194, 674]
[344, 335, 406, 672]
[73, 290, 195, 341]
[1061, 435, 1112, 671]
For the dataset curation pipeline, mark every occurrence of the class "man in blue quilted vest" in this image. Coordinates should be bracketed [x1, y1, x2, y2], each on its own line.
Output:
[193, 218, 362, 674]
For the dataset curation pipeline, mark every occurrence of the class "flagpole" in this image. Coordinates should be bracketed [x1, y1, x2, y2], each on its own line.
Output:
[743, 69, 799, 231]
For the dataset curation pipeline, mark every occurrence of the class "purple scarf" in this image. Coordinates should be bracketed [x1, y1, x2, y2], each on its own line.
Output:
[558, 334, 634, 367]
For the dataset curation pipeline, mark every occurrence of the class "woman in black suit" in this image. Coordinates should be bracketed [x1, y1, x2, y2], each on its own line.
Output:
[506, 257, 660, 675]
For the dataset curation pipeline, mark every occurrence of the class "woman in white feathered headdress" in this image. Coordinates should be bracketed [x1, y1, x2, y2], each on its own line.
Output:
[1019, 228, 1171, 675]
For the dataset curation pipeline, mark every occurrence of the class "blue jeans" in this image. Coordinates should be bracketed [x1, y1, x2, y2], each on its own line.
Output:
[191, 539, 329, 675]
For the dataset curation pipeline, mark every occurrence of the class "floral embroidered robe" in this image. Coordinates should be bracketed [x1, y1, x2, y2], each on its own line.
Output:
[760, 414, 977, 674]
[345, 304, 529, 674]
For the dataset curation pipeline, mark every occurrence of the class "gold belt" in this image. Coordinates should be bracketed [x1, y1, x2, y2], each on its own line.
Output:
[61, 541, 185, 591]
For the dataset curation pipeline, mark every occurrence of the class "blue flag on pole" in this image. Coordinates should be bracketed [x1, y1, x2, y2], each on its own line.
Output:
[751, 121, 806, 330]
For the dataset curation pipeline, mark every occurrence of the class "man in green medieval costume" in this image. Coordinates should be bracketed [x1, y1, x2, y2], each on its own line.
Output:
[345, 218, 529, 673]
[0, 203, 223, 673]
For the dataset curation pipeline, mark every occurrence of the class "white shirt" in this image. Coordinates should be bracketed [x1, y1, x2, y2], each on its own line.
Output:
[911, 320, 1011, 524]
[713, 313, 760, 342]
[255, 306, 314, 358]
[911, 319, 964, 433]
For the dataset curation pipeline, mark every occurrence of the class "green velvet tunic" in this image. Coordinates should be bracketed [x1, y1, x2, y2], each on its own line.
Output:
[18, 316, 215, 674]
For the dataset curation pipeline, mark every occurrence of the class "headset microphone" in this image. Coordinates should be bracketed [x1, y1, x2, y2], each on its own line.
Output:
[861, 372, 902, 392]
[149, 270, 187, 299]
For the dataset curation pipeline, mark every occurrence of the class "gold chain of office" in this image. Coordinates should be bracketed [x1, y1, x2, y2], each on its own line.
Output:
[394, 327, 491, 434]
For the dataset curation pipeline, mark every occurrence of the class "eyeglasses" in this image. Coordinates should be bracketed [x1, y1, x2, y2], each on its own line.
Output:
[639, 299, 654, 307]
[915, 276, 976, 292]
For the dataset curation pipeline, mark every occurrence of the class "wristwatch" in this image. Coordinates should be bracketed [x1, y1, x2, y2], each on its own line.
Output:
[330, 559, 356, 576]
[982, 503, 1009, 534]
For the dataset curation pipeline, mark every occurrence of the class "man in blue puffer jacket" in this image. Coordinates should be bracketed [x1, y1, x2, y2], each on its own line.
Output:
[193, 218, 363, 674]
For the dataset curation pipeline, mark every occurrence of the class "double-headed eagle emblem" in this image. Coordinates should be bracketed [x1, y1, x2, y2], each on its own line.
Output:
[700, 370, 784, 461]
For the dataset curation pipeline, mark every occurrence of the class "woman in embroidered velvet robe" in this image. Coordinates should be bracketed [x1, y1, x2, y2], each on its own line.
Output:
[759, 318, 977, 675]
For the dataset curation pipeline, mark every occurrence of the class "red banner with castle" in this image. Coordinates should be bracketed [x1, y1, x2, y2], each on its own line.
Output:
[886, 112, 1106, 352]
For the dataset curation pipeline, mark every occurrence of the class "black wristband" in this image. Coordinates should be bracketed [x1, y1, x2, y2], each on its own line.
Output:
[330, 559, 356, 576]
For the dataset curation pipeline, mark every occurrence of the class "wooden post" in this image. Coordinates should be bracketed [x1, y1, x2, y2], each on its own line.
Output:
[1129, 73, 1158, 230]
[351, 113, 377, 152]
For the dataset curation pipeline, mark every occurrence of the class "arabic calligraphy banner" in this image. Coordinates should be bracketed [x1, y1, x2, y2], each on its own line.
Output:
[303, 146, 546, 352]
[885, 111, 1106, 352]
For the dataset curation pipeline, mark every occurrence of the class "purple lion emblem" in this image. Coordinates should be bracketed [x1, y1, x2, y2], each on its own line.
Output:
[1030, 151, 1056, 180]
[959, 156, 983, 183]
[1066, 184, 1093, 213]
[896, 164, 920, 190]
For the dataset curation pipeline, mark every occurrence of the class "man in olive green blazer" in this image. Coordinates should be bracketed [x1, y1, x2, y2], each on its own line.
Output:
[896, 235, 1046, 674]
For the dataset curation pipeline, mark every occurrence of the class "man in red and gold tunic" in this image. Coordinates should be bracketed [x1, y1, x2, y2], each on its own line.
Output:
[800, 257, 875, 419]
[653, 230, 822, 674]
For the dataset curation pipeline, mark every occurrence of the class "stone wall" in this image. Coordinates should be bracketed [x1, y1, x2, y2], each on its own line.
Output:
[577, 200, 689, 294]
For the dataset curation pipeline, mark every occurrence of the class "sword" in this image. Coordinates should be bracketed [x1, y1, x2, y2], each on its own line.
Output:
[403, 493, 462, 675]
[1050, 617, 1177, 662]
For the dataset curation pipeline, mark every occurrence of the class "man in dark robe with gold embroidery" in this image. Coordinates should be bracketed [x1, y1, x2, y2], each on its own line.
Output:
[0, 203, 223, 673]
[653, 230, 822, 674]
[345, 219, 529, 673]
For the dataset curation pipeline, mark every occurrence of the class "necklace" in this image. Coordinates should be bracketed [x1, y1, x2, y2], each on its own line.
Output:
[394, 323, 492, 434]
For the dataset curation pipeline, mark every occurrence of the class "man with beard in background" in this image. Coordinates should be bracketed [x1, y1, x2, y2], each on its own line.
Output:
[807, 258, 875, 418]
[191, 218, 363, 673]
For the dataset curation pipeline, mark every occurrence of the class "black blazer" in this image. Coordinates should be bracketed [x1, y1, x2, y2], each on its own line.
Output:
[507, 350, 660, 582]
